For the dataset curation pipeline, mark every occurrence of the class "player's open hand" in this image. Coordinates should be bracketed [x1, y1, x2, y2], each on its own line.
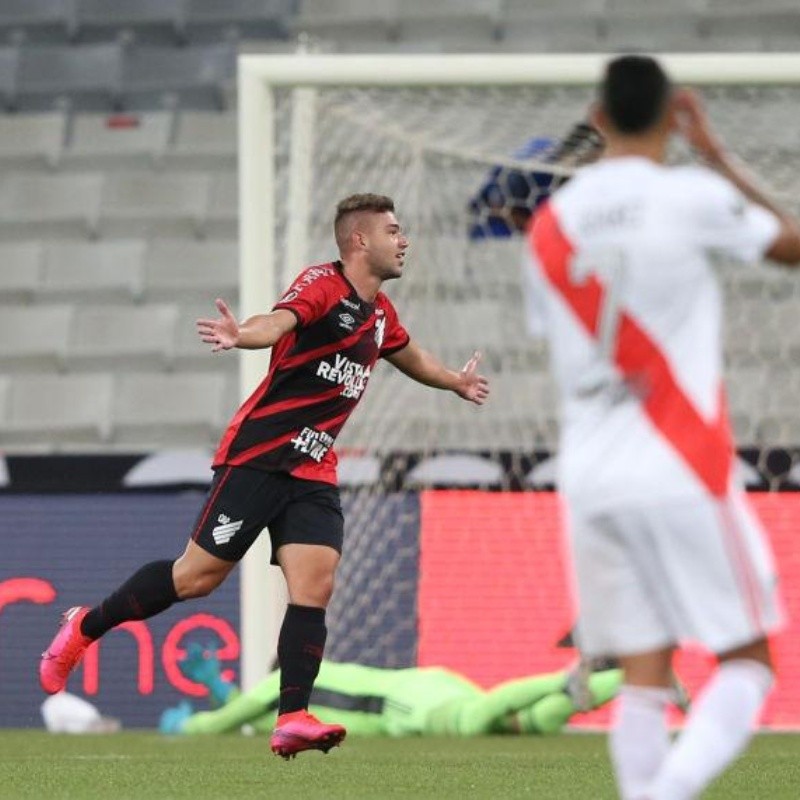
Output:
[674, 89, 725, 164]
[196, 298, 239, 352]
[456, 351, 489, 405]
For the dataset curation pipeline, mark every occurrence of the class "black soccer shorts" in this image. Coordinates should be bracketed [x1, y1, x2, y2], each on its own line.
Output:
[190, 465, 344, 564]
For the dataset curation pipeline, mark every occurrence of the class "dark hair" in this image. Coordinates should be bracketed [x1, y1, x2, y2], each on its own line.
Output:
[334, 193, 395, 250]
[601, 55, 672, 134]
[335, 193, 394, 225]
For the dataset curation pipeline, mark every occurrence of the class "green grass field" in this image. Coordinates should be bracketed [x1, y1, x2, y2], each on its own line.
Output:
[2, 731, 800, 799]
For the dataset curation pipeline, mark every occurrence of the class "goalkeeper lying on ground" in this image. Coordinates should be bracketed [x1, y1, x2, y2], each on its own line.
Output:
[160, 644, 624, 737]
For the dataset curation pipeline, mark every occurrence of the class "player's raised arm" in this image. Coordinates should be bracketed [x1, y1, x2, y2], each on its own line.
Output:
[385, 341, 489, 405]
[675, 89, 800, 266]
[196, 298, 298, 352]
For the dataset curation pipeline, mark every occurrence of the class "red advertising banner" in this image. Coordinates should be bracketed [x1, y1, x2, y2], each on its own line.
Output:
[418, 491, 800, 729]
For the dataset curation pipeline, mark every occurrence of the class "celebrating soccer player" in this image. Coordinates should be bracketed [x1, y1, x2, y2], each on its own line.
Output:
[526, 56, 800, 799]
[40, 193, 489, 759]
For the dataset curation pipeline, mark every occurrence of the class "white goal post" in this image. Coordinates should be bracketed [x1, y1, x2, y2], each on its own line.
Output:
[237, 52, 800, 692]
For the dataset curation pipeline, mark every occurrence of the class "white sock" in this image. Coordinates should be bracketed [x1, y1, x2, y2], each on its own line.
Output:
[648, 659, 773, 800]
[609, 685, 672, 800]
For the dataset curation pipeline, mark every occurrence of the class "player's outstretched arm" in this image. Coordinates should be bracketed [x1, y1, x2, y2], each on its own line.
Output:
[675, 89, 800, 266]
[386, 342, 489, 405]
[196, 299, 298, 351]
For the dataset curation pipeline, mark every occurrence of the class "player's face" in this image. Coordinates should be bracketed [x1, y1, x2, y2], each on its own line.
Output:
[365, 212, 409, 280]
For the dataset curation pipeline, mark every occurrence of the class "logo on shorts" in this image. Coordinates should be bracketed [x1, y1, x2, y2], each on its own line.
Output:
[212, 514, 243, 545]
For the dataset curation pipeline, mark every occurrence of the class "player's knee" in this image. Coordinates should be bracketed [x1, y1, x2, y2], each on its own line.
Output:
[305, 577, 335, 607]
[290, 572, 335, 607]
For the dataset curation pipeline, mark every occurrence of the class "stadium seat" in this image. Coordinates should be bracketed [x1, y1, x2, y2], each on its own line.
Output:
[0, 112, 65, 168]
[122, 44, 235, 111]
[396, 0, 501, 46]
[337, 454, 381, 487]
[503, 0, 605, 16]
[0, 242, 44, 302]
[0, 47, 17, 108]
[67, 304, 178, 371]
[143, 239, 237, 300]
[98, 172, 212, 237]
[0, 375, 8, 429]
[294, 0, 398, 41]
[606, 0, 705, 13]
[39, 240, 145, 301]
[406, 453, 504, 487]
[0, 305, 72, 371]
[3, 373, 113, 446]
[760, 33, 800, 51]
[0, 173, 102, 238]
[706, 1, 800, 39]
[16, 44, 122, 110]
[167, 111, 236, 168]
[525, 454, 558, 488]
[497, 0, 605, 49]
[64, 112, 171, 168]
[603, 17, 706, 52]
[204, 172, 238, 238]
[0, 0, 69, 44]
[171, 303, 239, 372]
[222, 371, 243, 420]
[72, 0, 184, 45]
[182, 0, 294, 42]
[121, 449, 214, 487]
[112, 372, 228, 447]
[495, 17, 600, 53]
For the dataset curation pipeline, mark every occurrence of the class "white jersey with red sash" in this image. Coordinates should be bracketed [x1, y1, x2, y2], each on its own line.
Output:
[525, 157, 779, 513]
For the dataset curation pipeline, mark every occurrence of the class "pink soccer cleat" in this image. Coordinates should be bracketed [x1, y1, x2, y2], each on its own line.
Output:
[39, 606, 93, 695]
[270, 710, 346, 760]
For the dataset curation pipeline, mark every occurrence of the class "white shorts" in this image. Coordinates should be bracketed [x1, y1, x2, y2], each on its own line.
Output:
[568, 491, 785, 658]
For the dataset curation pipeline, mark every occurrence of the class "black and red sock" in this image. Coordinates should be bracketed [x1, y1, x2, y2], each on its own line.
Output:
[80, 560, 180, 640]
[277, 603, 327, 715]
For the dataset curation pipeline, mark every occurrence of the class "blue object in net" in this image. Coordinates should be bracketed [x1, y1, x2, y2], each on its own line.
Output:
[468, 136, 559, 240]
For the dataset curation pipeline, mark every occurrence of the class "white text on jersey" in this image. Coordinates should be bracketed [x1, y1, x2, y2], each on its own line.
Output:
[317, 353, 371, 399]
[291, 427, 334, 463]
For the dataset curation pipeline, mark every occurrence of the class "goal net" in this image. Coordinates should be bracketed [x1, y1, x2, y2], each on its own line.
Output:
[238, 54, 800, 687]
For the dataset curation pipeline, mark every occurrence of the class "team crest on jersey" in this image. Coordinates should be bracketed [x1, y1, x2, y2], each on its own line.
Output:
[374, 317, 386, 349]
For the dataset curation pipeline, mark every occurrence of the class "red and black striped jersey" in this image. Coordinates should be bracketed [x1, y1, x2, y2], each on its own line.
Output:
[213, 261, 410, 485]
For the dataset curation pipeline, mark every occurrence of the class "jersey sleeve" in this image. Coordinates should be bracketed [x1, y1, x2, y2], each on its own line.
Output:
[378, 297, 411, 358]
[272, 265, 339, 327]
[689, 167, 780, 263]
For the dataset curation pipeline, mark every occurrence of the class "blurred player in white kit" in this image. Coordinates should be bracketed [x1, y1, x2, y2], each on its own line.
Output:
[525, 55, 800, 799]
